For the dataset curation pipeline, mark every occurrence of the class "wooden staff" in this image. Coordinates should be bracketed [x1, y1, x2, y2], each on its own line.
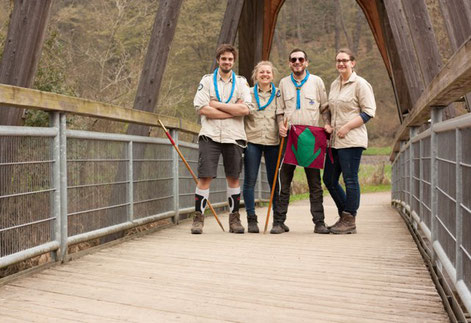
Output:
[264, 120, 288, 234]
[158, 120, 225, 232]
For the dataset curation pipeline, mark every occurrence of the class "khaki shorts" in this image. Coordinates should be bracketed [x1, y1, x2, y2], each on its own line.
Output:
[197, 136, 244, 179]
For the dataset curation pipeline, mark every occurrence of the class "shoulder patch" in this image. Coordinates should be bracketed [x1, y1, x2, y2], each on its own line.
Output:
[197, 83, 203, 91]
[276, 89, 281, 97]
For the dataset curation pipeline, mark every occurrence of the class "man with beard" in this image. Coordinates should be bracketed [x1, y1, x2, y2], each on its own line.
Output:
[192, 44, 253, 234]
[271, 48, 332, 234]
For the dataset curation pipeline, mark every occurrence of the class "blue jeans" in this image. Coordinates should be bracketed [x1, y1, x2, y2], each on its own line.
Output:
[323, 147, 363, 216]
[243, 143, 280, 216]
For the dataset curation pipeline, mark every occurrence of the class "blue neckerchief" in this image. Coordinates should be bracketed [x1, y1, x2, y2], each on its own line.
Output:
[254, 82, 276, 111]
[290, 71, 310, 109]
[213, 68, 236, 103]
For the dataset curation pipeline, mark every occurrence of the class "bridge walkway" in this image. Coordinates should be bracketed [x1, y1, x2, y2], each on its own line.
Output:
[0, 192, 449, 322]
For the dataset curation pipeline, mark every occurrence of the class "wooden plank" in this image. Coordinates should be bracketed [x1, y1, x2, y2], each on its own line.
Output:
[0, 192, 450, 321]
[209, 0, 245, 72]
[356, 0, 391, 77]
[401, 0, 442, 84]
[376, 0, 412, 120]
[238, 0, 265, 85]
[438, 0, 471, 111]
[390, 37, 471, 160]
[128, 0, 183, 136]
[438, 0, 471, 51]
[262, 0, 285, 60]
[383, 0, 425, 105]
[0, 0, 53, 126]
[0, 84, 200, 135]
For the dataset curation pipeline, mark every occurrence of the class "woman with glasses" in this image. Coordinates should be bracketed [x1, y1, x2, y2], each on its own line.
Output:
[243, 61, 280, 233]
[323, 48, 376, 234]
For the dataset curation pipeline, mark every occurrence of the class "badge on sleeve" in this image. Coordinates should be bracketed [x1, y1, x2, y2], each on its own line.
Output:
[309, 99, 315, 105]
[197, 83, 203, 91]
[276, 89, 281, 97]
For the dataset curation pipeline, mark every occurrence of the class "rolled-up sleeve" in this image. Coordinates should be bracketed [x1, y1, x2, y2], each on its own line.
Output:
[239, 79, 254, 112]
[275, 83, 285, 116]
[194, 76, 210, 112]
[318, 79, 328, 112]
[357, 80, 376, 118]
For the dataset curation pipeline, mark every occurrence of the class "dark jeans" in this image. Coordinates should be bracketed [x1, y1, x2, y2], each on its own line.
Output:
[274, 162, 324, 224]
[243, 143, 280, 216]
[323, 147, 363, 216]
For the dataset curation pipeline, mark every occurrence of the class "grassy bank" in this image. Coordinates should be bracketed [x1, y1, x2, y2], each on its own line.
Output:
[290, 148, 391, 202]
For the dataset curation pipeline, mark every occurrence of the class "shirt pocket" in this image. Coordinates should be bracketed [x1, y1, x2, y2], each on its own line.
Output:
[304, 94, 319, 110]
[283, 94, 295, 108]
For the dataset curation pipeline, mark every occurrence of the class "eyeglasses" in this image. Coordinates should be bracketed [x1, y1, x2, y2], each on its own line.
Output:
[289, 57, 305, 63]
[336, 59, 351, 64]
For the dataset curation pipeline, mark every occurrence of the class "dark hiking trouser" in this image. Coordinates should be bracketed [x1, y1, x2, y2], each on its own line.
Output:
[273, 162, 324, 224]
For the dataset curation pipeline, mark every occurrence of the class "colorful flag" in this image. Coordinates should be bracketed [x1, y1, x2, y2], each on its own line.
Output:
[283, 125, 329, 169]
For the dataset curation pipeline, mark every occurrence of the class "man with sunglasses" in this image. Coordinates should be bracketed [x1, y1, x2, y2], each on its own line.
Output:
[271, 48, 332, 234]
[192, 44, 253, 234]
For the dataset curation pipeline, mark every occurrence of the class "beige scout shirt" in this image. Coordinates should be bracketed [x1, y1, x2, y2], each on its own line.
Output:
[244, 86, 279, 146]
[276, 73, 328, 127]
[329, 72, 376, 149]
[194, 70, 253, 144]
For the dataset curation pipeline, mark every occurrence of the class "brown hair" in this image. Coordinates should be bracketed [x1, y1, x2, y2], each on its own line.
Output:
[251, 61, 276, 83]
[289, 48, 308, 61]
[216, 44, 238, 61]
[337, 48, 356, 61]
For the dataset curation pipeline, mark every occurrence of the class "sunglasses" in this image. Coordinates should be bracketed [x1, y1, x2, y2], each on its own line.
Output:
[289, 57, 305, 63]
[336, 59, 351, 64]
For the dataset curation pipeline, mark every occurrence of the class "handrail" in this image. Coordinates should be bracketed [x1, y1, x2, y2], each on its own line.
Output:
[390, 36, 471, 161]
[0, 83, 201, 135]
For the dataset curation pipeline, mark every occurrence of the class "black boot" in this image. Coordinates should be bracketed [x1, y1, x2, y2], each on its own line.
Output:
[247, 214, 259, 233]
[270, 222, 285, 234]
[314, 221, 330, 234]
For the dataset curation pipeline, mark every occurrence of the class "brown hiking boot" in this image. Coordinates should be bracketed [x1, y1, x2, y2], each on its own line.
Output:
[247, 214, 259, 233]
[229, 212, 245, 233]
[314, 222, 330, 234]
[270, 223, 285, 234]
[327, 215, 342, 230]
[191, 211, 204, 234]
[330, 211, 356, 234]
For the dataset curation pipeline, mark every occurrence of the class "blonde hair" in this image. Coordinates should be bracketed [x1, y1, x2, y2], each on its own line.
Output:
[251, 61, 276, 84]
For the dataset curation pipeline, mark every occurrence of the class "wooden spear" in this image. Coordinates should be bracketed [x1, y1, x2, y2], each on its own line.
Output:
[158, 119, 225, 232]
[264, 120, 288, 234]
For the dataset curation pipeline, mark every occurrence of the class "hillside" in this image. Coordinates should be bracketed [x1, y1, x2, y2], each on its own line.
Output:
[0, 0, 399, 145]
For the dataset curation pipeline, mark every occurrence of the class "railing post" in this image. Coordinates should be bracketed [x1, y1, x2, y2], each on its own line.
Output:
[59, 113, 68, 262]
[419, 137, 424, 224]
[456, 127, 463, 281]
[431, 106, 444, 259]
[127, 141, 134, 222]
[171, 128, 179, 224]
[409, 127, 418, 224]
[51, 112, 61, 262]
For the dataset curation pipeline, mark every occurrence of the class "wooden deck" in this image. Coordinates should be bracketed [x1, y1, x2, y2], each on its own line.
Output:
[0, 192, 449, 322]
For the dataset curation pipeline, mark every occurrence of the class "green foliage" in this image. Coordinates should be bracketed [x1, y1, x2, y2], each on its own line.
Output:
[1, 0, 400, 137]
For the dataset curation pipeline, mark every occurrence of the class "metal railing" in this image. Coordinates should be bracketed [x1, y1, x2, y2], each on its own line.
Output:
[391, 108, 471, 314]
[0, 111, 271, 269]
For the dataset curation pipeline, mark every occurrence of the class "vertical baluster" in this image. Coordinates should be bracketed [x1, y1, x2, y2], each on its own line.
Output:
[171, 129, 179, 224]
[59, 113, 68, 262]
[127, 141, 134, 222]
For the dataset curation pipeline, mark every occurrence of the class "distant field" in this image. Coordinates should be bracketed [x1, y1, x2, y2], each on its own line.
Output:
[290, 147, 392, 201]
[363, 146, 392, 156]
